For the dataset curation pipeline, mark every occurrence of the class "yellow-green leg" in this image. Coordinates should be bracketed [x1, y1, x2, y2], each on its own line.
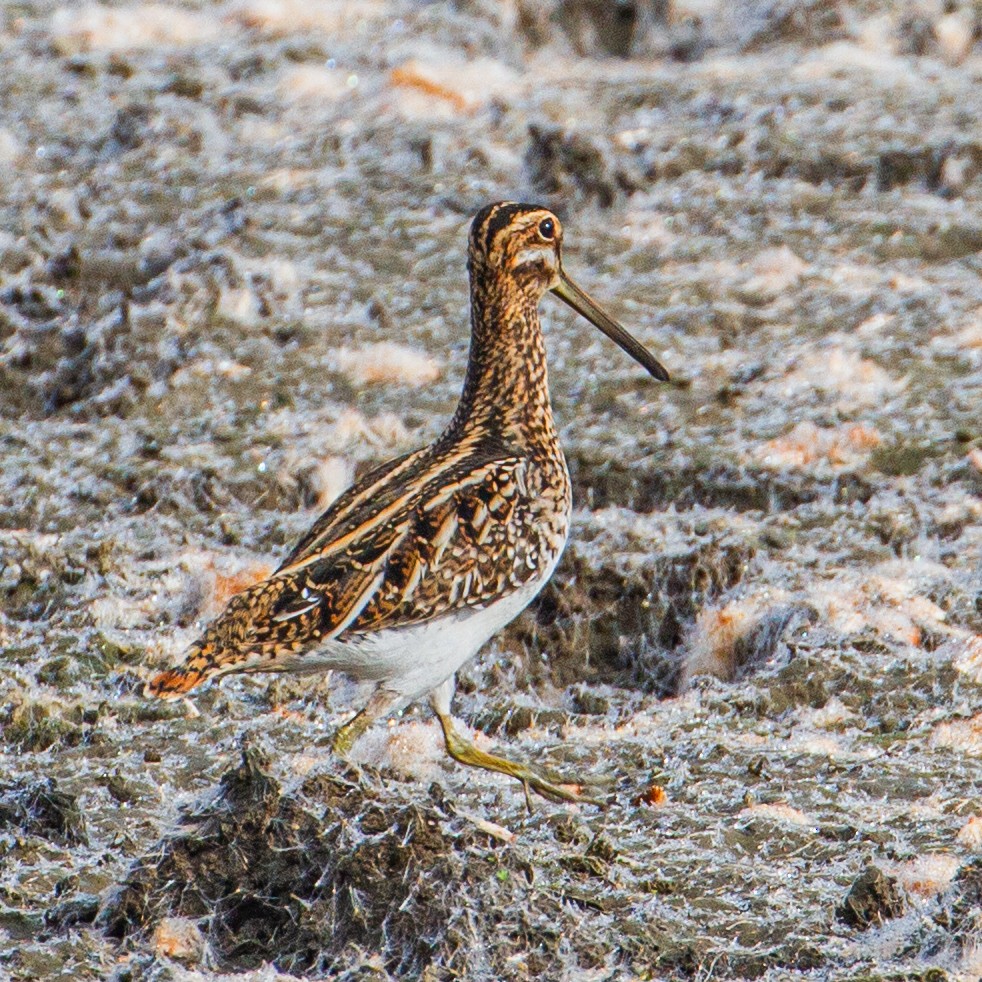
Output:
[332, 688, 401, 756]
[435, 712, 600, 806]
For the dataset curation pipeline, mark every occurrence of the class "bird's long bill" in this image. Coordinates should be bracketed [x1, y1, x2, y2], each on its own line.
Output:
[552, 272, 669, 382]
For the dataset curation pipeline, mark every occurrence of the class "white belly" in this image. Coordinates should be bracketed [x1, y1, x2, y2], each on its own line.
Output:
[288, 553, 561, 704]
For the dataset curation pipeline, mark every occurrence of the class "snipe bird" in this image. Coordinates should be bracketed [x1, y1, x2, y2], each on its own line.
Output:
[149, 202, 669, 804]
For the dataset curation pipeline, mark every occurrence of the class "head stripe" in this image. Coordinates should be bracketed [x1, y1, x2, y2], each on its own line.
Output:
[470, 201, 549, 259]
[483, 203, 525, 255]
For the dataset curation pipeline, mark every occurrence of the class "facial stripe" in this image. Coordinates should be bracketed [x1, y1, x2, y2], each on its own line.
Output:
[482, 202, 525, 256]
[512, 246, 557, 271]
[470, 202, 510, 256]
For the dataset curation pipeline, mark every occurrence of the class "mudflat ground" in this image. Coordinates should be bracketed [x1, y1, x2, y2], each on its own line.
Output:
[1, 1, 981, 979]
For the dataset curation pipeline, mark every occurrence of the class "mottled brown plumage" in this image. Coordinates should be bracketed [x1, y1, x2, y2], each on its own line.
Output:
[149, 202, 668, 804]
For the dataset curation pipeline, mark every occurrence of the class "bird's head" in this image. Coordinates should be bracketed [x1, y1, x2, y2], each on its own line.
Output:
[468, 201, 669, 382]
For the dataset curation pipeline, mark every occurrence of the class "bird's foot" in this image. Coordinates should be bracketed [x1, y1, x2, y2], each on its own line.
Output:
[332, 689, 401, 756]
[437, 714, 604, 808]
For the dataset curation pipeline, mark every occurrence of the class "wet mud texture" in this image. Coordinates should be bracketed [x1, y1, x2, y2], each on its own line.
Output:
[2, 0, 982, 979]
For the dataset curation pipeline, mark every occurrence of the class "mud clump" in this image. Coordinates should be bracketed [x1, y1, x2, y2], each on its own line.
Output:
[0, 290, 186, 418]
[517, 0, 672, 58]
[929, 858, 982, 958]
[99, 746, 536, 976]
[512, 530, 754, 695]
[836, 865, 907, 929]
[526, 124, 631, 208]
[1, 699, 84, 753]
[0, 778, 87, 845]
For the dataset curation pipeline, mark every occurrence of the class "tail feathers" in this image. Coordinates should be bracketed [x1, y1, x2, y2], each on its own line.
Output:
[146, 642, 228, 699]
[146, 666, 208, 698]
[148, 577, 287, 698]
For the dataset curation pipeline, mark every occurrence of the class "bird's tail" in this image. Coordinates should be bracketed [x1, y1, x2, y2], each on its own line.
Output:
[146, 642, 227, 699]
[146, 568, 282, 699]
[146, 576, 290, 699]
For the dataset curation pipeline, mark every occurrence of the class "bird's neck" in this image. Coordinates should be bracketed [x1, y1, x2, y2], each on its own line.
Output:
[447, 278, 560, 452]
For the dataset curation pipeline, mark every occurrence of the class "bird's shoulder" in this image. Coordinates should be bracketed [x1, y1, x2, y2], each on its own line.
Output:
[193, 436, 560, 655]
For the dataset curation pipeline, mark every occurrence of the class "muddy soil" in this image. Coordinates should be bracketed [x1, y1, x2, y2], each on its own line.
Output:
[1, 0, 981, 979]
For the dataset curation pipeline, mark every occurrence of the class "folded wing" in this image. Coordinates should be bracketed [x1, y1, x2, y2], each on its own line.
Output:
[148, 439, 541, 696]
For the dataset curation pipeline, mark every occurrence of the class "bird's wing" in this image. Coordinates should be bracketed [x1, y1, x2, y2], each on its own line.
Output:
[149, 440, 546, 694]
[344, 448, 549, 634]
[271, 439, 540, 637]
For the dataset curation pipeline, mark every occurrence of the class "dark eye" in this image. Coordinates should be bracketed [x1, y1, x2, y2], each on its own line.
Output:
[538, 218, 555, 241]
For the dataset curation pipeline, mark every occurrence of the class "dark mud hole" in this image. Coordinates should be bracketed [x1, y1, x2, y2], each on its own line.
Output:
[3, 0, 982, 979]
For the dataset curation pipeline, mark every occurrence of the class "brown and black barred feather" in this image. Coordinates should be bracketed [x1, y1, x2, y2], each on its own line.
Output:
[148, 435, 568, 696]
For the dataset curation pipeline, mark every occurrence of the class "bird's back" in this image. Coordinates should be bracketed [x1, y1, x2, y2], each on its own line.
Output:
[148, 430, 570, 696]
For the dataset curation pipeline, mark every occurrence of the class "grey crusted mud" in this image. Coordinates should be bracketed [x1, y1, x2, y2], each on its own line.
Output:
[100, 746, 547, 977]
[510, 514, 757, 695]
[3, 0, 982, 979]
[94, 744, 982, 980]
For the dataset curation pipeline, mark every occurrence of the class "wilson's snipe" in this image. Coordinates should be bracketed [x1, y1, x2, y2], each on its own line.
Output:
[149, 202, 669, 804]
